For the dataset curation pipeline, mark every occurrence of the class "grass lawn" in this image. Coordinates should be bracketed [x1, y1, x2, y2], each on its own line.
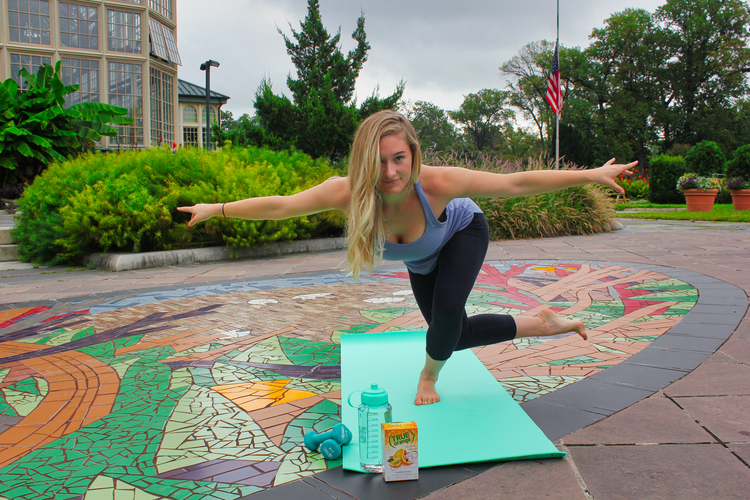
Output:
[615, 202, 750, 222]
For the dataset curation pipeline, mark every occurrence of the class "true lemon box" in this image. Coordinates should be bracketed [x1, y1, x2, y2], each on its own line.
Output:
[382, 421, 418, 482]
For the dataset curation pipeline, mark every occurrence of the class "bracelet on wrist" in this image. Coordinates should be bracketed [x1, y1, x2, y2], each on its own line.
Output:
[222, 202, 226, 217]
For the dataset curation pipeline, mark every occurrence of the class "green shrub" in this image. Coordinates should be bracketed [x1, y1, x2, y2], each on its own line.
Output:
[424, 152, 614, 239]
[13, 146, 346, 266]
[717, 178, 733, 203]
[616, 177, 649, 199]
[726, 144, 750, 181]
[648, 155, 686, 203]
[685, 140, 726, 177]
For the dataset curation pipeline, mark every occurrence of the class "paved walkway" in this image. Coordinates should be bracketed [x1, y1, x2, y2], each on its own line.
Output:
[0, 219, 748, 499]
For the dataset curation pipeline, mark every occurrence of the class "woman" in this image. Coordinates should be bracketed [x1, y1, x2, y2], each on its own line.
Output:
[178, 110, 636, 405]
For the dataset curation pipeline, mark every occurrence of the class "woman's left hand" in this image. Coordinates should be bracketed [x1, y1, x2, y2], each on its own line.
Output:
[591, 158, 638, 194]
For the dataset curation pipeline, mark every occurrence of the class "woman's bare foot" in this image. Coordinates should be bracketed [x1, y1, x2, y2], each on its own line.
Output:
[415, 375, 440, 405]
[414, 354, 446, 405]
[539, 308, 587, 340]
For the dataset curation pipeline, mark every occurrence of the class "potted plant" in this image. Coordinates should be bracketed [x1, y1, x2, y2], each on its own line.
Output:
[677, 173, 720, 212]
[726, 145, 750, 211]
[727, 177, 750, 210]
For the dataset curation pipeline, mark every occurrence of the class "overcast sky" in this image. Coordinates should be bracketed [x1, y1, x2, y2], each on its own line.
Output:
[176, 0, 666, 118]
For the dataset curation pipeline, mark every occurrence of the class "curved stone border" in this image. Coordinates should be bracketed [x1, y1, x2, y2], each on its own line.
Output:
[83, 237, 348, 272]
[508, 260, 748, 441]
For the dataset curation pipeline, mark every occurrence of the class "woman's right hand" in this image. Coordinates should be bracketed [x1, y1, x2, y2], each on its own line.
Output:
[177, 203, 221, 227]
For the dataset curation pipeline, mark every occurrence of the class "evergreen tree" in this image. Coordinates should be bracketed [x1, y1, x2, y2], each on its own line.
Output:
[254, 0, 403, 161]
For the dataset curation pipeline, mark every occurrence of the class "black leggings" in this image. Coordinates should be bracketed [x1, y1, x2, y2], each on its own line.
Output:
[408, 213, 517, 361]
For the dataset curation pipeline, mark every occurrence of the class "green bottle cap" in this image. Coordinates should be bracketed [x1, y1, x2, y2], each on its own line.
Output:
[361, 383, 389, 406]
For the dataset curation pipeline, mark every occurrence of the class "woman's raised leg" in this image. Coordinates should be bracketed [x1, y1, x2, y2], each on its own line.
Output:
[514, 309, 587, 340]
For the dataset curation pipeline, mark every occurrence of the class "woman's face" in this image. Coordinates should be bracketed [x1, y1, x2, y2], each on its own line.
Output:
[378, 133, 413, 195]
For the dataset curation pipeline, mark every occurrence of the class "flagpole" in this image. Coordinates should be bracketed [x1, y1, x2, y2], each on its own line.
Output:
[555, 0, 560, 170]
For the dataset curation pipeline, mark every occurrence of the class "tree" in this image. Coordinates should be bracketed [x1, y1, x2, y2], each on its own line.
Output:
[579, 8, 666, 170]
[449, 89, 514, 153]
[500, 41, 557, 148]
[500, 0, 750, 170]
[253, 0, 403, 160]
[655, 0, 750, 150]
[401, 100, 458, 152]
[212, 111, 269, 149]
[0, 62, 132, 185]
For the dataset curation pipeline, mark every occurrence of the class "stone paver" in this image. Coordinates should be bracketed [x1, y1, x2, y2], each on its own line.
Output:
[563, 396, 714, 445]
[676, 396, 750, 444]
[570, 444, 750, 500]
[664, 363, 750, 397]
[422, 456, 587, 500]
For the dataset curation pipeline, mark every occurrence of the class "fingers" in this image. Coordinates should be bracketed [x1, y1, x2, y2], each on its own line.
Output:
[602, 159, 639, 169]
[176, 206, 200, 227]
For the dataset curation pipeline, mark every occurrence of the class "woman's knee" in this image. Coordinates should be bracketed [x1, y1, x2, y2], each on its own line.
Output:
[430, 301, 465, 326]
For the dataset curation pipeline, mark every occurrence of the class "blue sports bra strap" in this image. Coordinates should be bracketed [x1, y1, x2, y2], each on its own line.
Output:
[413, 181, 440, 226]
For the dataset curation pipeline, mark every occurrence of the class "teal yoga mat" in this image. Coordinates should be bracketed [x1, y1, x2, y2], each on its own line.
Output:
[341, 330, 565, 472]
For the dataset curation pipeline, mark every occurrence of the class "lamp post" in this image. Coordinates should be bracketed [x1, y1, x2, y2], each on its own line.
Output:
[199, 59, 220, 151]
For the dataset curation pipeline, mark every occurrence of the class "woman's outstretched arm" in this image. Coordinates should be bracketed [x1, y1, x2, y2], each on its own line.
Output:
[177, 177, 350, 227]
[425, 158, 637, 201]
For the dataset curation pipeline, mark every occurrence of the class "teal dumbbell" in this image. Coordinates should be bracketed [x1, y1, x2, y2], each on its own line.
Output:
[304, 423, 353, 460]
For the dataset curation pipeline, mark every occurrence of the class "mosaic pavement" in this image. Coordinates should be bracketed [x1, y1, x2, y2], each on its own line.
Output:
[0, 262, 700, 499]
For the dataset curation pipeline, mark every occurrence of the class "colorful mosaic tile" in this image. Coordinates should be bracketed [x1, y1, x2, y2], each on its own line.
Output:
[0, 263, 698, 498]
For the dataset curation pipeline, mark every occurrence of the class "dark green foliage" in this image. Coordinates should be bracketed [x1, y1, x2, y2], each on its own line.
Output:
[726, 144, 750, 180]
[716, 181, 733, 204]
[656, 0, 750, 149]
[648, 155, 686, 203]
[664, 143, 693, 157]
[0, 62, 132, 185]
[685, 140, 726, 176]
[252, 0, 403, 160]
[213, 112, 275, 150]
[402, 100, 458, 153]
[449, 89, 514, 153]
[553, 123, 597, 168]
[13, 146, 345, 266]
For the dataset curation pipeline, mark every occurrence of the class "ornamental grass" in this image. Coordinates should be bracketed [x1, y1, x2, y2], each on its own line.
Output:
[424, 152, 615, 240]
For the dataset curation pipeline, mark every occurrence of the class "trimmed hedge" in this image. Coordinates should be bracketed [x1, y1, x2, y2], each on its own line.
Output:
[13, 146, 345, 266]
[648, 155, 686, 203]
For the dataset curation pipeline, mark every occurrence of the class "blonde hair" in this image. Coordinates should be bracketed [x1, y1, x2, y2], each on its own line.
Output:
[347, 110, 422, 279]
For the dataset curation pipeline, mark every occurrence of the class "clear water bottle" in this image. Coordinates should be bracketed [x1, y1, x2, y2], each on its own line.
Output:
[348, 383, 392, 473]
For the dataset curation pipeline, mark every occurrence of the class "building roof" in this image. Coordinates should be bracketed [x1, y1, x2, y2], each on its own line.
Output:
[178, 79, 230, 104]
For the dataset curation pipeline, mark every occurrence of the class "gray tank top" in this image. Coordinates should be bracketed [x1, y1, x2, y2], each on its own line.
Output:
[382, 181, 482, 274]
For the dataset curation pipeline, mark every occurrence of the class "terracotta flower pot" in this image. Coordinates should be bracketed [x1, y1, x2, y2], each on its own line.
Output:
[730, 189, 750, 211]
[683, 189, 718, 212]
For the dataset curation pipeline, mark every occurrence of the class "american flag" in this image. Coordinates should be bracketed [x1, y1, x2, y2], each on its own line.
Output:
[546, 44, 562, 116]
